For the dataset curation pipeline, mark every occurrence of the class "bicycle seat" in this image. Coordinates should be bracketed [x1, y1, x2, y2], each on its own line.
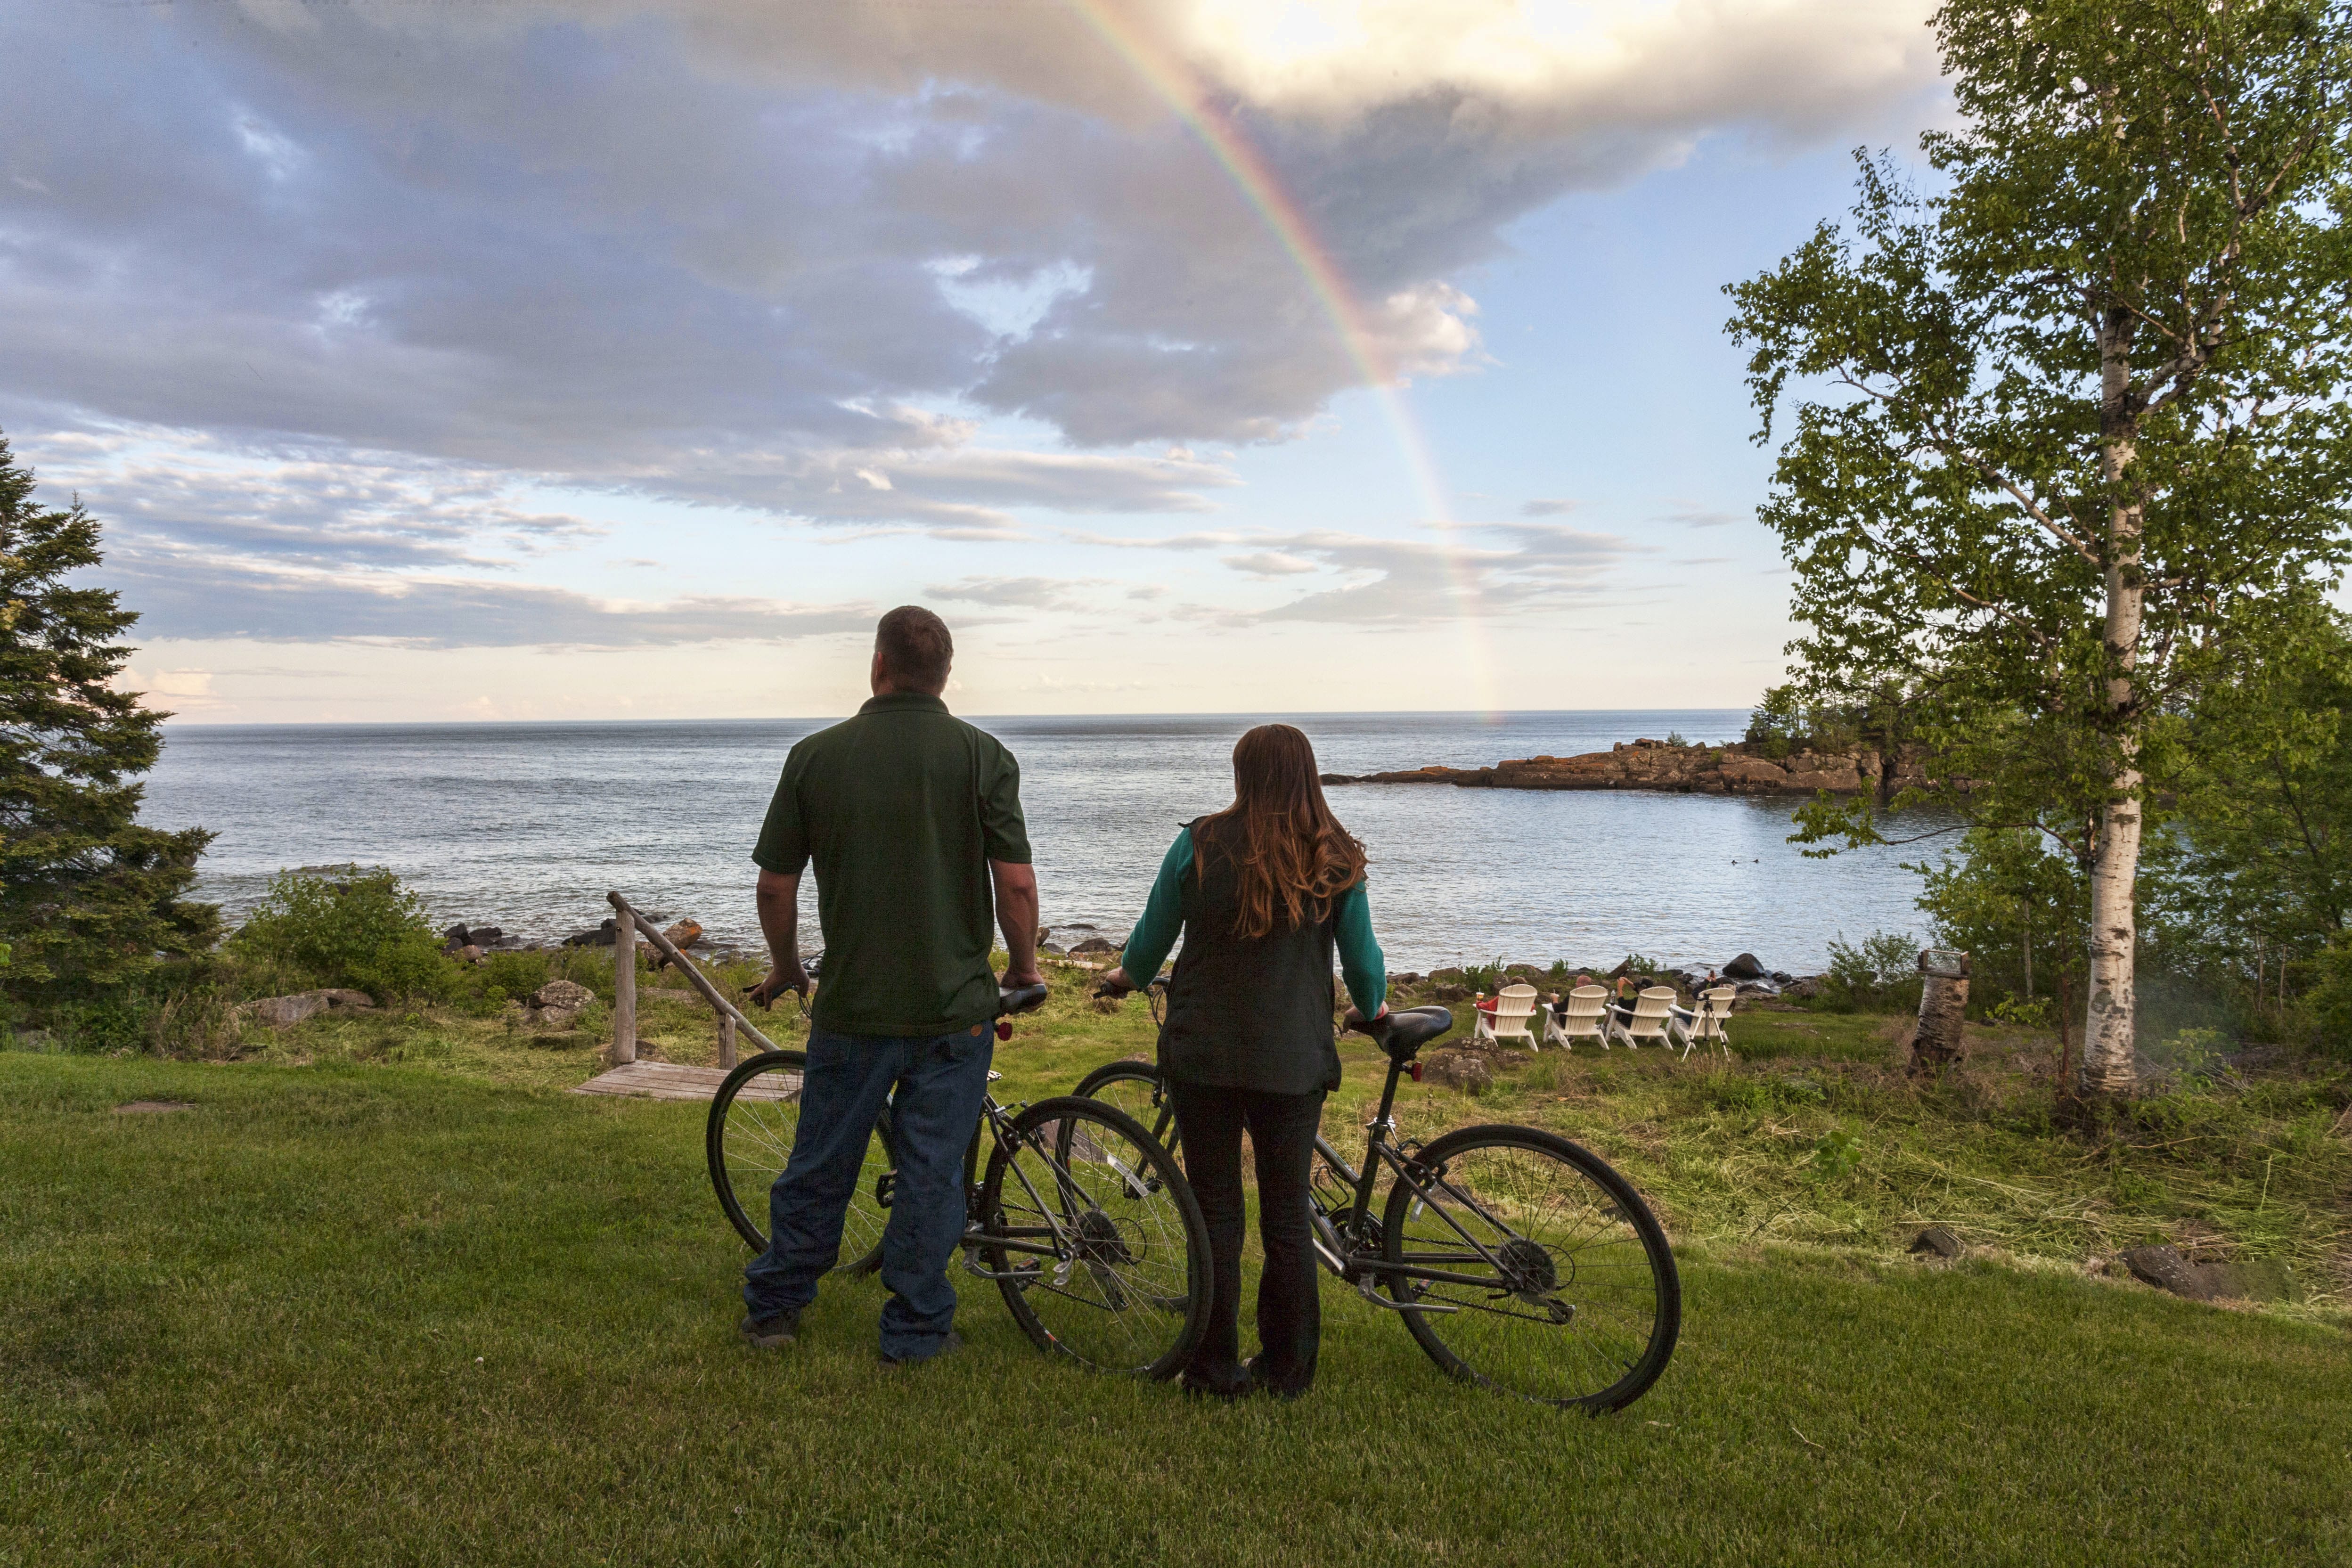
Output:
[1354, 1005, 1454, 1058]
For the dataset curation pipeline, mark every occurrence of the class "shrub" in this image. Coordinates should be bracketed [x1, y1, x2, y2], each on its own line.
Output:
[2306, 930, 2352, 1060]
[229, 869, 451, 1005]
[453, 949, 555, 1018]
[1818, 929, 1924, 1013]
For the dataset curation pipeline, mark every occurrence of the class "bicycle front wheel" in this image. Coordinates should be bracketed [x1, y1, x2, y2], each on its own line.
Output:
[1071, 1060, 1181, 1165]
[707, 1050, 891, 1276]
[979, 1095, 1209, 1378]
[1381, 1123, 1679, 1412]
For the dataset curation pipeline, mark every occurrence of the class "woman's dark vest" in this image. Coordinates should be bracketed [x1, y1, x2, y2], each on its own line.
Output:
[1157, 815, 1344, 1096]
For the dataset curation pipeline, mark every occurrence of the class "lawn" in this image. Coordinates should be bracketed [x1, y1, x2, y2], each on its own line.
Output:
[5, 982, 2350, 1565]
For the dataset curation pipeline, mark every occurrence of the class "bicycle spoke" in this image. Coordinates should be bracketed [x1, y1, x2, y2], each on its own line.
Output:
[1384, 1131, 1677, 1409]
[985, 1102, 1204, 1376]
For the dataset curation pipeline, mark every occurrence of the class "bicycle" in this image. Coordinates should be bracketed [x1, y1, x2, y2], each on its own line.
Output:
[1075, 994, 1682, 1411]
[707, 981, 1212, 1379]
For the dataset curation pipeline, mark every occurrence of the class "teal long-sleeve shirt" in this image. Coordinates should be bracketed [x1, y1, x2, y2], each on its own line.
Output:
[1118, 827, 1388, 1017]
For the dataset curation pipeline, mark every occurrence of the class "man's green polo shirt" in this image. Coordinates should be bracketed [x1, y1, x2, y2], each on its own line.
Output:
[753, 693, 1031, 1037]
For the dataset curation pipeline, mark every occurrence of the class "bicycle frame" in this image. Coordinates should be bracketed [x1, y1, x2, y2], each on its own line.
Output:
[1307, 1042, 1560, 1310]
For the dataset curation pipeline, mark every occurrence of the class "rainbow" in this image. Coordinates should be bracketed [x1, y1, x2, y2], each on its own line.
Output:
[1059, 0, 1503, 716]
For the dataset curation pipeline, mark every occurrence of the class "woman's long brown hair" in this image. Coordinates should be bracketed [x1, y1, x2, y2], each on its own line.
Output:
[1200, 724, 1367, 939]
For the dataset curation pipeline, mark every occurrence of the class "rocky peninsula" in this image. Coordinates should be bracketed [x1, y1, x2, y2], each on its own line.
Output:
[1323, 736, 1963, 798]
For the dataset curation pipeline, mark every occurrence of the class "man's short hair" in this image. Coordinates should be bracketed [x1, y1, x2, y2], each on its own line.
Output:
[875, 605, 953, 693]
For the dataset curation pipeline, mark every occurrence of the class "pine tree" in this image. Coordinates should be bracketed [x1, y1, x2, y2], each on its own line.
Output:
[0, 429, 216, 1010]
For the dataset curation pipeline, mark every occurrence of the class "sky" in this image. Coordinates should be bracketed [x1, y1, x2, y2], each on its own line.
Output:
[1, 0, 1954, 723]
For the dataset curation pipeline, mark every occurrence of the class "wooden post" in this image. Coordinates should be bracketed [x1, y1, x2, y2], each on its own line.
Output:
[607, 890, 780, 1055]
[1910, 948, 1969, 1078]
[718, 1013, 738, 1070]
[611, 910, 637, 1066]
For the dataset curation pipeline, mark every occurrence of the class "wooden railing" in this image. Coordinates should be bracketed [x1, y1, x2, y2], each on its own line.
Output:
[605, 890, 779, 1069]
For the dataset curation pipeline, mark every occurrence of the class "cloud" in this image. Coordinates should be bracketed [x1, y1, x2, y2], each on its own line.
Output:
[3, 1, 1940, 468]
[102, 546, 876, 650]
[926, 575, 1103, 611]
[0, 0, 1938, 648]
[1223, 551, 1322, 577]
[1519, 498, 1579, 517]
[1656, 504, 1748, 527]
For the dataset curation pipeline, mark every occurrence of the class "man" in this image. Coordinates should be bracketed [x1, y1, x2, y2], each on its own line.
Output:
[738, 606, 1041, 1366]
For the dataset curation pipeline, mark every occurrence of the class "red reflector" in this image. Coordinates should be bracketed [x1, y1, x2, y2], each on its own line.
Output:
[995, 1021, 1013, 1041]
[1408, 1062, 1423, 1082]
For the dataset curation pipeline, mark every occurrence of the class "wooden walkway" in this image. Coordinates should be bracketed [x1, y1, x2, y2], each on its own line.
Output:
[570, 1061, 800, 1103]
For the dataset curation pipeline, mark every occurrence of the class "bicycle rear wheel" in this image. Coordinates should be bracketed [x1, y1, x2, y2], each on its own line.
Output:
[1381, 1123, 1679, 1411]
[707, 1050, 891, 1276]
[1071, 1060, 1181, 1165]
[979, 1095, 1209, 1378]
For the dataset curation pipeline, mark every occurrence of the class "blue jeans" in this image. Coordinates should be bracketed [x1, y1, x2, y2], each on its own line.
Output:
[742, 1024, 994, 1361]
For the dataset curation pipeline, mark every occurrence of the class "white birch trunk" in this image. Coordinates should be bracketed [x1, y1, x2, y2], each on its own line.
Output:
[2082, 313, 2145, 1096]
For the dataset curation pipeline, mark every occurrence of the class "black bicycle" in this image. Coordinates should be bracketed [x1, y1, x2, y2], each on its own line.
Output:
[1076, 1000, 1681, 1411]
[707, 982, 1212, 1379]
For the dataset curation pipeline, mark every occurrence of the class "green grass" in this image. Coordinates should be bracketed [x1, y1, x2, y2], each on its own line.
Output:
[5, 1033, 2351, 1564]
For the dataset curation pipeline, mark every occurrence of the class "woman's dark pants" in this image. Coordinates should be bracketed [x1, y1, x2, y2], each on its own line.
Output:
[1163, 1080, 1326, 1396]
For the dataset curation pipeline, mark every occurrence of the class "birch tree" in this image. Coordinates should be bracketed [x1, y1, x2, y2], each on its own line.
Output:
[1726, 0, 2352, 1096]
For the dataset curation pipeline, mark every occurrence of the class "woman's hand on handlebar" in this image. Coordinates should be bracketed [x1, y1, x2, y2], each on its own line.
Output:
[1094, 964, 1136, 999]
[1342, 1004, 1391, 1035]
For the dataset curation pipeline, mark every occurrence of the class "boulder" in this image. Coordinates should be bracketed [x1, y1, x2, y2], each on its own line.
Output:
[239, 989, 374, 1027]
[1908, 1226, 1964, 1260]
[651, 918, 704, 970]
[1723, 953, 1766, 980]
[469, 926, 505, 947]
[442, 923, 472, 945]
[564, 920, 618, 947]
[527, 978, 596, 1028]
[1070, 936, 1118, 956]
[2120, 1244, 2221, 1302]
[1421, 1048, 1494, 1093]
[2206, 1257, 2301, 1303]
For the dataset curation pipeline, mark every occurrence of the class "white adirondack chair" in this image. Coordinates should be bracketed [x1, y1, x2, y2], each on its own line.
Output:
[1670, 985, 1737, 1060]
[1471, 983, 1540, 1048]
[1543, 985, 1610, 1050]
[1608, 987, 1678, 1049]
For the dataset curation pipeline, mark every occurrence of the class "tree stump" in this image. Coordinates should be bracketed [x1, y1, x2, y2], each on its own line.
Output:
[1910, 949, 1969, 1078]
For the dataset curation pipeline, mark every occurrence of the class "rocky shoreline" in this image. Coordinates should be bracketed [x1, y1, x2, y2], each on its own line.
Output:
[1323, 736, 1966, 798]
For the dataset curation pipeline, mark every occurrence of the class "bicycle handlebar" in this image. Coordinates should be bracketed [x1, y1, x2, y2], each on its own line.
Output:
[997, 982, 1051, 1017]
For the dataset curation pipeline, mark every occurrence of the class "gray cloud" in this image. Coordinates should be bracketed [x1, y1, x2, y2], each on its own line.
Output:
[1, 0, 1936, 647]
[106, 546, 876, 650]
[1520, 498, 1580, 517]
[3, 2, 1939, 466]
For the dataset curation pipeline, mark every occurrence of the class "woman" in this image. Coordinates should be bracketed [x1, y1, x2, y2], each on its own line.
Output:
[1099, 724, 1387, 1400]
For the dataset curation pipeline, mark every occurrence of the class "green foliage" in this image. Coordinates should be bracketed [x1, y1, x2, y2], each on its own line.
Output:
[0, 429, 218, 1011]
[2305, 929, 2352, 1060]
[450, 949, 555, 1018]
[1724, 1, 2352, 1082]
[1819, 929, 1923, 1013]
[1663, 728, 1690, 748]
[2142, 604, 2352, 1023]
[229, 869, 451, 1005]
[1460, 956, 1507, 993]
[1808, 1127, 1865, 1183]
[1915, 825, 2089, 1012]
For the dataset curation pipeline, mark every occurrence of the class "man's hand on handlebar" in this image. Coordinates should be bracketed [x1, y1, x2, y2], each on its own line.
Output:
[1000, 962, 1044, 991]
[746, 957, 809, 1011]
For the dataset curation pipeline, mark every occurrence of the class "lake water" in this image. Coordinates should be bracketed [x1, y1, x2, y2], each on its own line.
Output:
[145, 711, 1944, 975]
